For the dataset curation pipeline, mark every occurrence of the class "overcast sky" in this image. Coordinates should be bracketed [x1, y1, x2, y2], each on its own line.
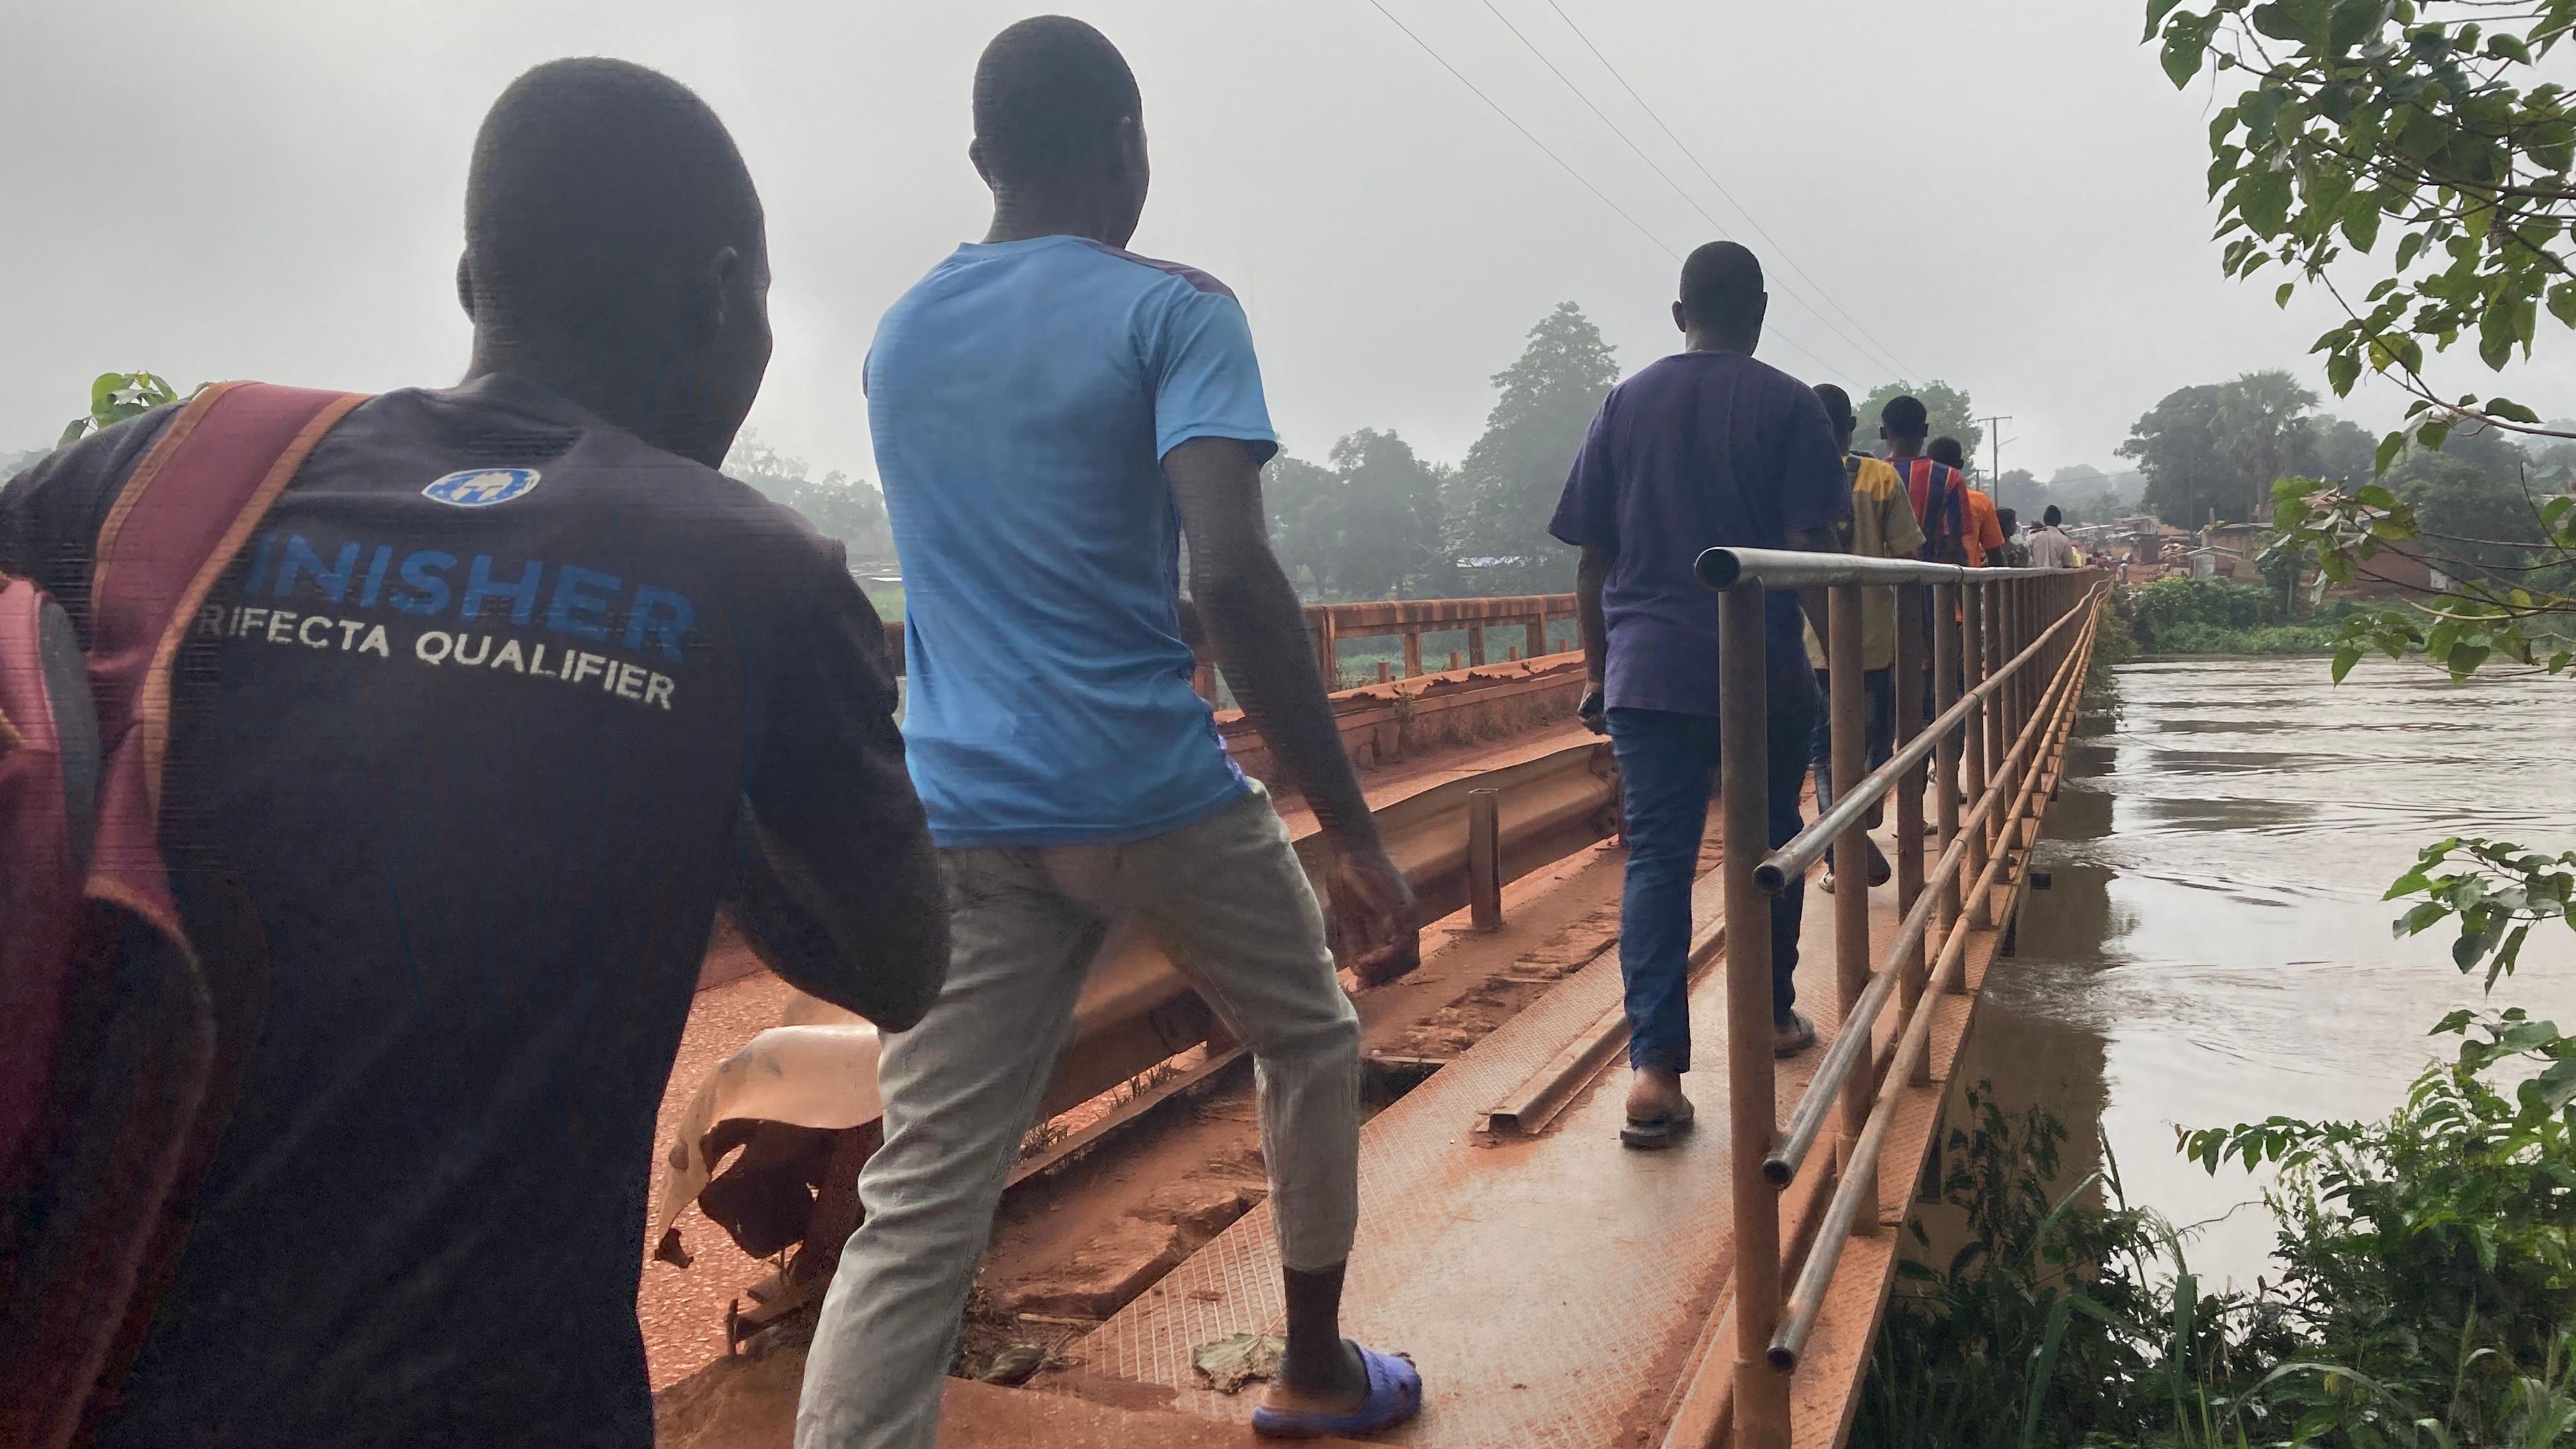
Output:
[10, 0, 2570, 484]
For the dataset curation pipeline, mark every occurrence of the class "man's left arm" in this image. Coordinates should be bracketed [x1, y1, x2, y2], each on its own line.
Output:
[730, 546, 947, 1029]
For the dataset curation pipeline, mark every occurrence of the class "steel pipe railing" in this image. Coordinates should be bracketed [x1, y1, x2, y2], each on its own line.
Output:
[1762, 586, 2105, 1186]
[1693, 547, 2076, 588]
[1767, 595, 2103, 1372]
[1696, 555, 2108, 1447]
[1747, 596, 2100, 893]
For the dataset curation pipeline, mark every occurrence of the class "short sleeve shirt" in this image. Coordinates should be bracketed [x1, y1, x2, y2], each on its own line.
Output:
[0, 376, 919, 1448]
[1547, 351, 1850, 716]
[868, 236, 1275, 847]
[1804, 454, 1925, 671]
[1961, 486, 2006, 567]
[2027, 526, 2081, 568]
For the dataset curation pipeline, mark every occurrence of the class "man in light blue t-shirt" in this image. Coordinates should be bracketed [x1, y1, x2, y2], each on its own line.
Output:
[798, 18, 1423, 1447]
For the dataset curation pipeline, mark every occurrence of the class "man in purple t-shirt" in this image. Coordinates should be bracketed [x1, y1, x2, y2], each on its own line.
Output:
[1550, 241, 1849, 1147]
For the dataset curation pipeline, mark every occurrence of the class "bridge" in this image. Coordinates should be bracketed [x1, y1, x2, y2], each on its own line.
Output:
[648, 558, 2110, 1449]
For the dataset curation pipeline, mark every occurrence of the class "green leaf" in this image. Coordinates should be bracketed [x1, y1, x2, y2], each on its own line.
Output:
[2374, 429, 2407, 475]
[2145, 0, 2189, 42]
[2398, 900, 2451, 937]
[2327, 348, 2361, 394]
[2329, 0, 2384, 49]
[2332, 645, 2363, 681]
[2396, 231, 2426, 270]
[2163, 29, 2209, 86]
[2484, 397, 2541, 424]
[2488, 31, 2533, 63]
[2342, 190, 2384, 250]
[2549, 280, 2576, 329]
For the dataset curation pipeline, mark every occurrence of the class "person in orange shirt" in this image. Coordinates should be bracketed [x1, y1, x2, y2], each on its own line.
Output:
[1929, 436, 2007, 566]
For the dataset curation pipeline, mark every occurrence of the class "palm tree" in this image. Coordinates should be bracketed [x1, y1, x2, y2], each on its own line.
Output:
[2209, 371, 2319, 522]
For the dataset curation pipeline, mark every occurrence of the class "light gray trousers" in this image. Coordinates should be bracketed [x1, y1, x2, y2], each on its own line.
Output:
[795, 786, 1363, 1449]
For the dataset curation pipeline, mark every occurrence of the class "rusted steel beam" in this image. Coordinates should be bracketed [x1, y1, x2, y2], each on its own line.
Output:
[654, 740, 1622, 1270]
[1467, 788, 1502, 932]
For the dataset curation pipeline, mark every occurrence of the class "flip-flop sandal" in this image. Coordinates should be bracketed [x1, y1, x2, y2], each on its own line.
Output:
[1252, 1342, 1423, 1439]
[1619, 1095, 1695, 1149]
[1773, 1012, 1818, 1059]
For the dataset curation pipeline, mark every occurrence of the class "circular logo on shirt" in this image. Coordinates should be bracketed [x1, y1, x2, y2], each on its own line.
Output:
[422, 468, 542, 508]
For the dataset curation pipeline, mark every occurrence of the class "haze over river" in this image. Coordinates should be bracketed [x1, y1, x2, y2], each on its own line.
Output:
[1961, 657, 2576, 1283]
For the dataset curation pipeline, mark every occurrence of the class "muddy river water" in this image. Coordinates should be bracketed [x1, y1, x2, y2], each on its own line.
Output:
[1955, 657, 2576, 1284]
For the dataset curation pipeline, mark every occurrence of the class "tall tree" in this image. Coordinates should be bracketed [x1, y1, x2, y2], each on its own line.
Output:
[2119, 383, 2231, 525]
[1447, 302, 1620, 595]
[725, 434, 895, 564]
[1857, 379, 1982, 463]
[2310, 417, 2380, 487]
[1326, 429, 1447, 600]
[1262, 452, 1341, 599]
[2209, 369, 2321, 517]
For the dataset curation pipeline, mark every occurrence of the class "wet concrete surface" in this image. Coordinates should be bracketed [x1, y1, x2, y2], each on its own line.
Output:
[1959, 657, 2576, 1284]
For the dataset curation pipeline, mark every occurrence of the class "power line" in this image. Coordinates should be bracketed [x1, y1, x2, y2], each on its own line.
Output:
[1356, 0, 1855, 385]
[1475, 0, 1910, 382]
[1538, 0, 1926, 382]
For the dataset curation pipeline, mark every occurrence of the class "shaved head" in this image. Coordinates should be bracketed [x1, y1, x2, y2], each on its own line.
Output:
[459, 57, 771, 465]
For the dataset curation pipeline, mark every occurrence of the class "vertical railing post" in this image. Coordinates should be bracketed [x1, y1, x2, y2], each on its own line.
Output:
[1933, 581, 1965, 992]
[1468, 788, 1502, 932]
[1524, 617, 1547, 662]
[1314, 609, 1340, 690]
[1719, 582, 1789, 1449]
[1979, 579, 2006, 864]
[1894, 584, 1929, 1077]
[1827, 583, 1877, 1233]
[1468, 622, 1487, 666]
[1401, 626, 1423, 681]
[1959, 580, 1991, 929]
[1823, 580, 1865, 1165]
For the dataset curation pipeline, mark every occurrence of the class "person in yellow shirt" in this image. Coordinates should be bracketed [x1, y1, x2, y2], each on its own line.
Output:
[1808, 386, 1923, 892]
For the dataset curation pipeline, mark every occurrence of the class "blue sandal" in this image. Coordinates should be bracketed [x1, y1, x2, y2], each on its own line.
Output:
[1250, 1341, 1423, 1439]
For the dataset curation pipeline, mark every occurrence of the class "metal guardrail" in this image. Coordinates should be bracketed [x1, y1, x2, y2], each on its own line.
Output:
[1690, 552, 2110, 1448]
[876, 594, 1581, 689]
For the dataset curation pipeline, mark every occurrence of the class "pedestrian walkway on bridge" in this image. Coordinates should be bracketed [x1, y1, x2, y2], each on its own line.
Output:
[925, 561, 2112, 1449]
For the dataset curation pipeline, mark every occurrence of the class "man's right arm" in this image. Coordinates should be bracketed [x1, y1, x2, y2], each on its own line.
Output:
[732, 549, 947, 1029]
[1574, 544, 1611, 733]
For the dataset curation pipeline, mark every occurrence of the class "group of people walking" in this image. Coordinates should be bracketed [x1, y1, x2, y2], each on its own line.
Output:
[1548, 254, 2082, 1145]
[0, 15, 2074, 1449]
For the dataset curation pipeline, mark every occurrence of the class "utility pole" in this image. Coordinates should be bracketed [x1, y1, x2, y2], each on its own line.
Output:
[1979, 415, 2014, 508]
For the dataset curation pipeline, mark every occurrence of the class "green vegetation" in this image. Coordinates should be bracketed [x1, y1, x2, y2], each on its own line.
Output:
[1859, 380, 1984, 464]
[60, 370, 185, 447]
[2126, 577, 2352, 656]
[724, 434, 896, 568]
[1862, 1034, 2576, 1446]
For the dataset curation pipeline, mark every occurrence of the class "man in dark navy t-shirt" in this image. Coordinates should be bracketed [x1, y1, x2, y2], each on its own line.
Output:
[0, 61, 944, 1447]
[1549, 241, 1848, 1147]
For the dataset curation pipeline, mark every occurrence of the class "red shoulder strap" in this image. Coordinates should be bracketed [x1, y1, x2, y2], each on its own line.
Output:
[82, 381, 369, 954]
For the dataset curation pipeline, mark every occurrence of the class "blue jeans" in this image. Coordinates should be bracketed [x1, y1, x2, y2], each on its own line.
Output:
[1809, 667, 1896, 827]
[1607, 677, 1817, 1074]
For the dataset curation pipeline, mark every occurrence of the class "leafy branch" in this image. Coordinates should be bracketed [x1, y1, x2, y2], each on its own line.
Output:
[2150, 0, 2576, 450]
[58, 371, 183, 448]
